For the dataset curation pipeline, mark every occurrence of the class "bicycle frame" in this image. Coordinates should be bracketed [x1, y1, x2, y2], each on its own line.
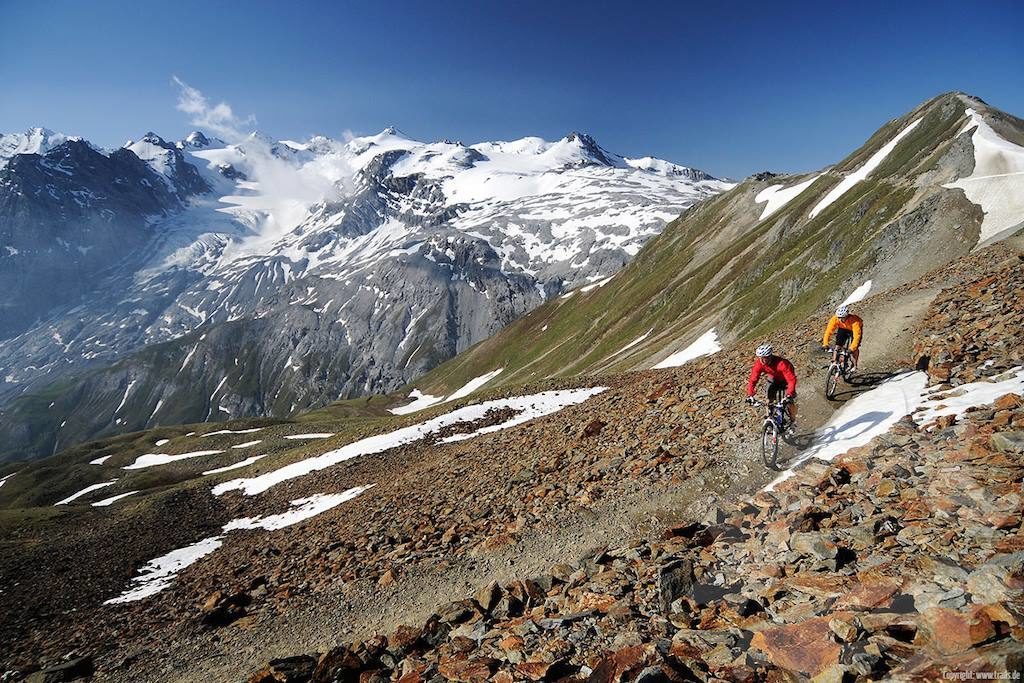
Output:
[828, 345, 853, 378]
[750, 399, 787, 429]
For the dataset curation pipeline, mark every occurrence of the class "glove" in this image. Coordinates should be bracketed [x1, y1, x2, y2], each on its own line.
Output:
[746, 396, 756, 405]
[821, 346, 830, 353]
[782, 396, 794, 405]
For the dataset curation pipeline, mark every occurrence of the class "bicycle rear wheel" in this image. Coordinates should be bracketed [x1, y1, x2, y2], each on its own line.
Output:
[761, 420, 779, 469]
[825, 364, 841, 400]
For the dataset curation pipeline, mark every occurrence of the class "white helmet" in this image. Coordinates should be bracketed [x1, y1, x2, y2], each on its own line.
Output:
[836, 305, 850, 319]
[755, 343, 773, 358]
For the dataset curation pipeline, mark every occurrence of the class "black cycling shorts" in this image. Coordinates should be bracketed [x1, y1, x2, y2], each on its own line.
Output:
[835, 328, 853, 348]
[767, 380, 795, 402]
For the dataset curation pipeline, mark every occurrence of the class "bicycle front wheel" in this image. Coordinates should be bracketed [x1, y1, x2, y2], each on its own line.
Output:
[761, 420, 780, 469]
[825, 364, 840, 400]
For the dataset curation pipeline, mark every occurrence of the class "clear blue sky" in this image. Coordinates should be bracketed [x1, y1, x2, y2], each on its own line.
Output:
[1, 0, 1021, 178]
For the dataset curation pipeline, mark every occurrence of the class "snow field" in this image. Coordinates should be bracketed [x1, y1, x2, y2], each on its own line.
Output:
[943, 108, 1024, 246]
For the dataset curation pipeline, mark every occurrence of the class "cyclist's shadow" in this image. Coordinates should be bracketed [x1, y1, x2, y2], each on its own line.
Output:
[778, 410, 893, 468]
[828, 370, 897, 402]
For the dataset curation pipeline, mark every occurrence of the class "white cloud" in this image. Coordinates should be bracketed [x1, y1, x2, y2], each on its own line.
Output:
[170, 77, 358, 252]
[173, 76, 255, 142]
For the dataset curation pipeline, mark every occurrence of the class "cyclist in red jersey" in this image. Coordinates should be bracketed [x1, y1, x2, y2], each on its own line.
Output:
[746, 343, 798, 433]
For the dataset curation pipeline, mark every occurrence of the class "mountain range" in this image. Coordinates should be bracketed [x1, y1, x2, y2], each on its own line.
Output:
[0, 126, 728, 461]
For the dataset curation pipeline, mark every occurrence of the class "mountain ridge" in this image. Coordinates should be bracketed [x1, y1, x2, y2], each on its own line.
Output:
[0, 124, 728, 461]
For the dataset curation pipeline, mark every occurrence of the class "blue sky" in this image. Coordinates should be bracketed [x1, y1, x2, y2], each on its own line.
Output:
[1, 0, 1021, 178]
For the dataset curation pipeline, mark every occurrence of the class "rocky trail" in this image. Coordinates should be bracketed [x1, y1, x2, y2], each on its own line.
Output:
[3, 244, 1023, 682]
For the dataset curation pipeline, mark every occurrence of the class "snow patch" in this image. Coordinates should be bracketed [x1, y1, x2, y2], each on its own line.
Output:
[105, 484, 372, 603]
[201, 428, 263, 438]
[224, 487, 375, 531]
[155, 438, 170, 447]
[444, 368, 505, 404]
[231, 440, 262, 449]
[765, 371, 928, 491]
[89, 455, 114, 465]
[215, 387, 606, 496]
[652, 329, 721, 369]
[389, 389, 444, 416]
[122, 450, 224, 470]
[0, 472, 15, 488]
[104, 536, 224, 604]
[810, 118, 923, 218]
[202, 454, 269, 475]
[55, 479, 119, 505]
[613, 329, 653, 357]
[283, 433, 334, 440]
[754, 175, 821, 219]
[92, 490, 140, 507]
[944, 108, 1024, 246]
[841, 280, 872, 306]
[914, 367, 1024, 426]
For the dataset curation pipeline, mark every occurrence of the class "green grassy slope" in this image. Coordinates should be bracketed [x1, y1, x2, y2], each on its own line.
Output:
[405, 92, 994, 399]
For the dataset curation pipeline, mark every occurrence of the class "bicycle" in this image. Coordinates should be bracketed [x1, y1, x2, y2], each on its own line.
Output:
[749, 398, 791, 469]
[824, 344, 855, 400]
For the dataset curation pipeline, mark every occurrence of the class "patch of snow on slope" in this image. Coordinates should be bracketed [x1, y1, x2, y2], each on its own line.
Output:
[89, 455, 113, 465]
[231, 440, 262, 449]
[389, 389, 444, 415]
[944, 108, 1024, 246]
[155, 438, 170, 447]
[652, 329, 721, 369]
[841, 280, 873, 306]
[765, 371, 929, 491]
[55, 479, 119, 505]
[390, 369, 506, 416]
[614, 329, 652, 356]
[223, 487, 375, 531]
[284, 433, 334, 440]
[441, 389, 608, 443]
[106, 484, 372, 603]
[0, 472, 15, 488]
[214, 387, 605, 496]
[114, 379, 137, 414]
[578, 276, 613, 293]
[92, 490, 140, 507]
[754, 175, 821, 219]
[104, 536, 224, 604]
[202, 454, 268, 475]
[443, 368, 505, 404]
[810, 118, 923, 218]
[914, 367, 1024, 426]
[201, 428, 263, 438]
[122, 450, 224, 470]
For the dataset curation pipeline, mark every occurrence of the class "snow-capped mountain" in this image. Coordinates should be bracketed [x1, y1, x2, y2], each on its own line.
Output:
[0, 124, 729, 459]
[0, 127, 71, 166]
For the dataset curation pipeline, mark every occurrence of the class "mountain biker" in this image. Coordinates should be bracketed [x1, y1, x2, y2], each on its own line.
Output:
[821, 304, 863, 371]
[745, 344, 798, 433]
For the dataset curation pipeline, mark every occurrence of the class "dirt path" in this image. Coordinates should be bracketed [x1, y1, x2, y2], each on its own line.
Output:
[117, 286, 945, 683]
